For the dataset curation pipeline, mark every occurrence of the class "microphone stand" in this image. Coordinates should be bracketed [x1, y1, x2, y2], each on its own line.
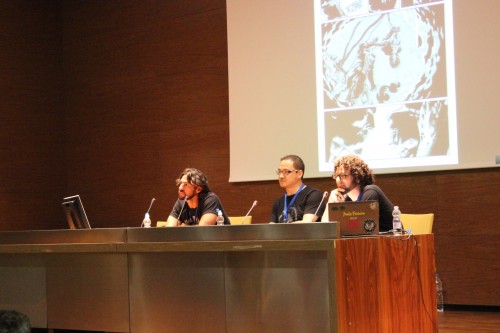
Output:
[241, 200, 258, 224]
[312, 192, 329, 222]
[175, 198, 188, 226]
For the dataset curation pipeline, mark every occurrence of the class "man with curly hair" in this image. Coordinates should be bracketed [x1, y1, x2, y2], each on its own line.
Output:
[324, 154, 394, 232]
[166, 168, 229, 226]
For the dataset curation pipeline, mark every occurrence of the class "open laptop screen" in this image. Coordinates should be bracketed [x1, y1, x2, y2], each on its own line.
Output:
[62, 195, 91, 229]
[327, 200, 379, 236]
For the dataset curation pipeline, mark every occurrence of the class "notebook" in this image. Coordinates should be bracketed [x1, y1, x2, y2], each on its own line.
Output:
[326, 200, 379, 237]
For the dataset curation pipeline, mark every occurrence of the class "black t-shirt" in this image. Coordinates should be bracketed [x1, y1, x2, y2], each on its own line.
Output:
[270, 185, 326, 223]
[346, 184, 394, 232]
[169, 192, 230, 225]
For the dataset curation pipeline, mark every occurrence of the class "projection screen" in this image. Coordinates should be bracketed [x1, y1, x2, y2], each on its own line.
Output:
[227, 0, 499, 182]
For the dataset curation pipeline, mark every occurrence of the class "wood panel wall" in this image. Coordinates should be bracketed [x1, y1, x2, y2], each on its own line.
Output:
[0, 1, 65, 231]
[0, 0, 498, 306]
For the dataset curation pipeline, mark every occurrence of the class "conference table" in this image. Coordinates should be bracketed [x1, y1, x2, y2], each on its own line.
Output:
[0, 224, 437, 333]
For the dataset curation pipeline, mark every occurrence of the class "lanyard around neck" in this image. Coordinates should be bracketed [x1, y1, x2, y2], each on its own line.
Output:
[356, 188, 363, 202]
[283, 183, 305, 222]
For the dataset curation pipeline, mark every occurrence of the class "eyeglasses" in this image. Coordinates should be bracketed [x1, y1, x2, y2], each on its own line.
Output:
[276, 169, 299, 176]
[333, 173, 350, 180]
[176, 180, 194, 187]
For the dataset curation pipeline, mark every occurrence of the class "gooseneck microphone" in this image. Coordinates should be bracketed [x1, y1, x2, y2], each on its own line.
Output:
[141, 198, 156, 227]
[241, 200, 258, 224]
[147, 198, 156, 214]
[313, 191, 329, 222]
[176, 198, 188, 226]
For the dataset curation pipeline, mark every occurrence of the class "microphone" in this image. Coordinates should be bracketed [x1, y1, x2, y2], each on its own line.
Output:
[146, 198, 156, 214]
[142, 198, 156, 227]
[241, 200, 258, 224]
[176, 198, 188, 226]
[313, 191, 329, 222]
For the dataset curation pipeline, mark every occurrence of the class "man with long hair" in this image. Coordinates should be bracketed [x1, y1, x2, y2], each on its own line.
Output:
[166, 168, 229, 226]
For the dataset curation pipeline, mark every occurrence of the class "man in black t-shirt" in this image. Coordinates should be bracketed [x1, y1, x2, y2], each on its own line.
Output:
[322, 154, 394, 232]
[270, 155, 326, 223]
[166, 168, 229, 226]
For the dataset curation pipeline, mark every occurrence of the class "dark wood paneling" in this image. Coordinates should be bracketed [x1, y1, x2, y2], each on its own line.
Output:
[0, 0, 65, 230]
[0, 0, 498, 306]
[436, 235, 499, 306]
[60, 0, 229, 228]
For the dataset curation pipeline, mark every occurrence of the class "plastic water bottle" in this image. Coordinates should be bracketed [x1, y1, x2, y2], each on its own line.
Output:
[392, 206, 402, 235]
[142, 213, 152, 228]
[216, 209, 224, 225]
[436, 273, 444, 312]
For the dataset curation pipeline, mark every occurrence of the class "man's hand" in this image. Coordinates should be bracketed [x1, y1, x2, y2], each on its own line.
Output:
[332, 188, 346, 203]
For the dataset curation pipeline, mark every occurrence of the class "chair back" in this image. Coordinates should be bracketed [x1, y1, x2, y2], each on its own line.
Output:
[400, 213, 434, 235]
[229, 216, 252, 225]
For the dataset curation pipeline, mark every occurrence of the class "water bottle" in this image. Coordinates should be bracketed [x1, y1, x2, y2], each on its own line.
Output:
[392, 206, 402, 235]
[436, 273, 444, 312]
[216, 209, 224, 225]
[142, 213, 152, 228]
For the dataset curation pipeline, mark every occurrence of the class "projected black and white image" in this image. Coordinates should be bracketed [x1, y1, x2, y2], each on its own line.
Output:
[325, 100, 449, 161]
[315, 0, 457, 170]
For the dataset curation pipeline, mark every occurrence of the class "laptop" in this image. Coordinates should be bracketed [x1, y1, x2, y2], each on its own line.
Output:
[326, 200, 379, 237]
[62, 195, 91, 229]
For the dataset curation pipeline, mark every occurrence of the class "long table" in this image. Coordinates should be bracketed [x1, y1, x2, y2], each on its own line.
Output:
[0, 224, 437, 332]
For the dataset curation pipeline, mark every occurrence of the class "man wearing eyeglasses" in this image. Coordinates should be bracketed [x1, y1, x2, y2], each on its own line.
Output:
[322, 154, 394, 232]
[270, 155, 326, 223]
[166, 168, 230, 226]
